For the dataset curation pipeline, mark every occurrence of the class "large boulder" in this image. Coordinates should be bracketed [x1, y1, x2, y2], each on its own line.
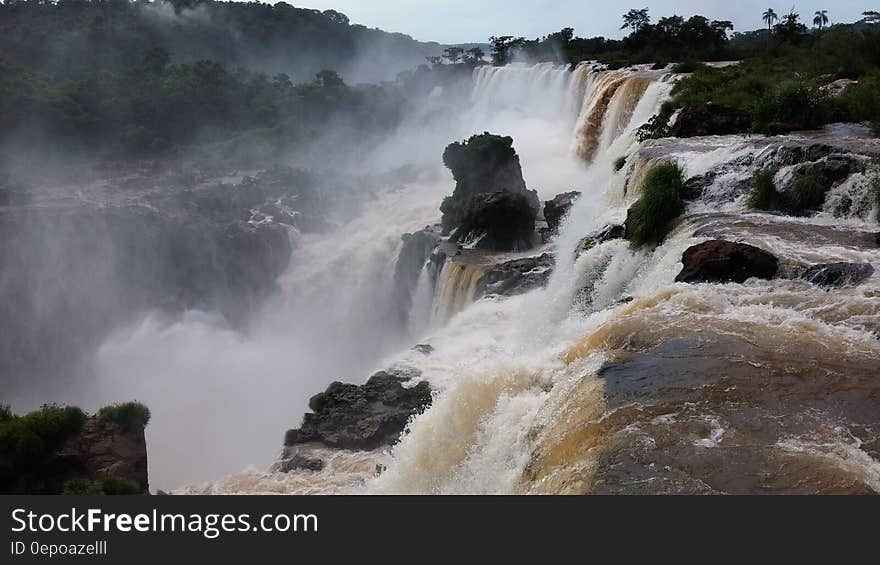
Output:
[440, 133, 539, 235]
[453, 191, 537, 251]
[675, 240, 778, 284]
[285, 372, 432, 450]
[477, 253, 554, 298]
[544, 191, 581, 234]
[801, 262, 874, 288]
[669, 104, 752, 138]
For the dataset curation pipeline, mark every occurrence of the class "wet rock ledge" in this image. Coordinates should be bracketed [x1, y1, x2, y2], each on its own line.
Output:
[284, 371, 432, 451]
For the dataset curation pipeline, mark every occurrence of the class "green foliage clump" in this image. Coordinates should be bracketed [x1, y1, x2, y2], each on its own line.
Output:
[63, 476, 141, 496]
[614, 156, 627, 171]
[748, 169, 778, 210]
[96, 402, 151, 435]
[284, 429, 300, 446]
[625, 162, 686, 247]
[837, 71, 880, 131]
[754, 80, 830, 132]
[0, 404, 87, 494]
[786, 168, 829, 212]
[579, 235, 596, 252]
[658, 21, 880, 137]
[409, 381, 433, 406]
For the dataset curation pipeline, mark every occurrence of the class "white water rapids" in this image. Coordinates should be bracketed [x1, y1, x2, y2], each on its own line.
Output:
[87, 62, 880, 494]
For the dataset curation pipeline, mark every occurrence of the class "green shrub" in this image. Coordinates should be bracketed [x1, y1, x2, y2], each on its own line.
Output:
[0, 404, 87, 494]
[614, 156, 627, 171]
[625, 162, 686, 247]
[754, 80, 830, 132]
[785, 169, 829, 212]
[96, 402, 150, 435]
[284, 429, 300, 446]
[838, 71, 880, 127]
[748, 169, 778, 210]
[63, 476, 141, 495]
[637, 101, 676, 141]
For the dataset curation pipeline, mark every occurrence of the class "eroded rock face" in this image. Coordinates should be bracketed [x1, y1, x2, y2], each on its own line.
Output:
[392, 227, 442, 324]
[801, 262, 874, 288]
[544, 191, 581, 234]
[453, 191, 537, 251]
[477, 253, 554, 298]
[440, 133, 539, 236]
[59, 420, 149, 493]
[675, 240, 778, 284]
[0, 206, 292, 389]
[285, 372, 432, 450]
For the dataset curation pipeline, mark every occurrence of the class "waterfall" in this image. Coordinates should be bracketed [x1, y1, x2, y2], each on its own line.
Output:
[179, 61, 878, 495]
[433, 262, 484, 323]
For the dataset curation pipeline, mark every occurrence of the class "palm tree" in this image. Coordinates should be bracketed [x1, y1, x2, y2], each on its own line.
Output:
[813, 10, 829, 30]
[763, 8, 779, 37]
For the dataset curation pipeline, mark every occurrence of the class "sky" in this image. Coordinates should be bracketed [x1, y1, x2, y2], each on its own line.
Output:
[292, 1, 874, 44]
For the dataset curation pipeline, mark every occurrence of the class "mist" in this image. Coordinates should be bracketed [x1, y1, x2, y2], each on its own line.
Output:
[5, 1, 878, 496]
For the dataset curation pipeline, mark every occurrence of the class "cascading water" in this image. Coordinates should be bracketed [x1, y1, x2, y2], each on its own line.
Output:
[145, 61, 880, 494]
[432, 262, 485, 323]
[92, 61, 659, 491]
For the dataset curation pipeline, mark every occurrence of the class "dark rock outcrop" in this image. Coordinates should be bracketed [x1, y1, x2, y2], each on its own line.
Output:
[769, 143, 834, 167]
[413, 344, 434, 355]
[544, 191, 581, 234]
[801, 262, 874, 288]
[669, 104, 752, 138]
[576, 224, 625, 256]
[440, 133, 539, 236]
[675, 240, 779, 284]
[453, 191, 538, 251]
[477, 253, 554, 298]
[285, 372, 432, 450]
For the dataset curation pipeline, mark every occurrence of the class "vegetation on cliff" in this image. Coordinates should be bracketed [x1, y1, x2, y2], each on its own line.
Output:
[492, 8, 880, 137]
[632, 10, 880, 136]
[748, 169, 779, 210]
[0, 402, 150, 494]
[97, 402, 152, 436]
